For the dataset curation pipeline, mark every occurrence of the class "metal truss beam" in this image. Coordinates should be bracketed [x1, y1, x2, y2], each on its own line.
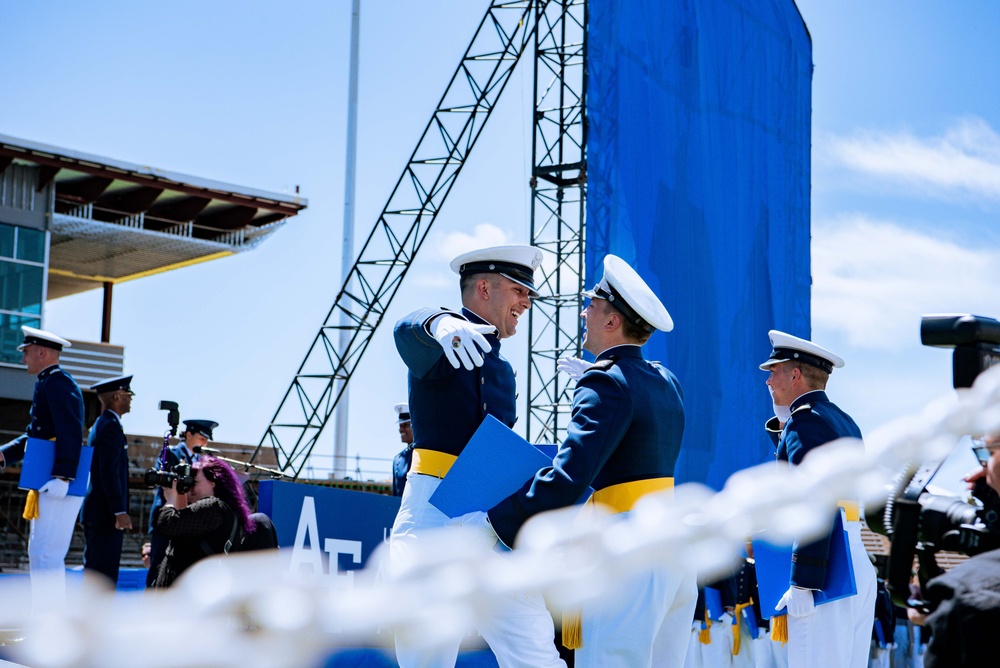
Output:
[526, 0, 587, 444]
[251, 1, 539, 479]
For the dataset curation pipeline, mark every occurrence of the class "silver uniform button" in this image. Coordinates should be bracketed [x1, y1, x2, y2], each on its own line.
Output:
[482, 403, 487, 410]
[481, 377, 485, 385]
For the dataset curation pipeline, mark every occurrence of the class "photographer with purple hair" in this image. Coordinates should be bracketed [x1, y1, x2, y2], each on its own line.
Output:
[149, 456, 256, 588]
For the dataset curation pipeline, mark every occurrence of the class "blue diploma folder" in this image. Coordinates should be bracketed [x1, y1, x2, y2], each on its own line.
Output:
[18, 438, 92, 497]
[704, 586, 724, 621]
[752, 510, 857, 619]
[430, 415, 583, 518]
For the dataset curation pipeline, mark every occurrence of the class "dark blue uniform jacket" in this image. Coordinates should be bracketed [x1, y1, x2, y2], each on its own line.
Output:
[83, 410, 130, 524]
[394, 307, 516, 457]
[1, 365, 84, 479]
[392, 444, 414, 496]
[488, 345, 685, 547]
[767, 389, 862, 589]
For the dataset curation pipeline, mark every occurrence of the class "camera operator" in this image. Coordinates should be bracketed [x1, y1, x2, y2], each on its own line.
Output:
[916, 433, 1000, 667]
[149, 456, 256, 588]
[146, 418, 218, 586]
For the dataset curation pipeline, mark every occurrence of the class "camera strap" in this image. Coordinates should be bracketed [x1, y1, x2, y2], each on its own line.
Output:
[199, 515, 241, 557]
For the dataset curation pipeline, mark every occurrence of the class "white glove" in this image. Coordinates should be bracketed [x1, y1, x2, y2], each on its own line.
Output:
[430, 316, 495, 370]
[776, 586, 815, 618]
[39, 478, 70, 499]
[448, 510, 499, 551]
[556, 356, 592, 381]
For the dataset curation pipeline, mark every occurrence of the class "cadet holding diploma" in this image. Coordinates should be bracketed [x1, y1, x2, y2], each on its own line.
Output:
[759, 330, 876, 668]
[390, 244, 565, 668]
[0, 326, 84, 605]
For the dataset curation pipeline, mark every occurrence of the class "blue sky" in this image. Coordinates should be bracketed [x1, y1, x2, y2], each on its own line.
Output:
[2, 1, 998, 486]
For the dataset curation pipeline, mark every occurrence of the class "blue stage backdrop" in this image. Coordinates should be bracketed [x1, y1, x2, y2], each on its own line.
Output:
[258, 480, 399, 579]
[586, 0, 812, 489]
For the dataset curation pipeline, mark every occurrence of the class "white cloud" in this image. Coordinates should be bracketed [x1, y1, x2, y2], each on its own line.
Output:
[821, 117, 1000, 201]
[405, 223, 511, 289]
[432, 223, 509, 261]
[812, 215, 1000, 349]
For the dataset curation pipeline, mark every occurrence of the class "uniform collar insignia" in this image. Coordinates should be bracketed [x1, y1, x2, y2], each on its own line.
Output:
[789, 390, 827, 413]
[37, 364, 61, 379]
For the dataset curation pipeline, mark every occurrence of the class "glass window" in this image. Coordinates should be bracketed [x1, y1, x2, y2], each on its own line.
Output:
[0, 223, 47, 359]
[0, 262, 44, 314]
[0, 224, 14, 259]
[0, 313, 40, 364]
[16, 227, 45, 262]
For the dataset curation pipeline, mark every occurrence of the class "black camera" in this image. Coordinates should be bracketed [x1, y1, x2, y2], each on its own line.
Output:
[866, 314, 1000, 610]
[144, 462, 195, 494]
[867, 460, 1000, 609]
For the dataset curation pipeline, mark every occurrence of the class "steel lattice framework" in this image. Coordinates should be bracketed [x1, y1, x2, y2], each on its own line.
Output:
[251, 1, 540, 478]
[525, 0, 587, 444]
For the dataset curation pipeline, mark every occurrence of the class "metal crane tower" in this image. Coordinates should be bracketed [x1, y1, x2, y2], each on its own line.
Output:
[526, 0, 586, 445]
[250, 0, 587, 479]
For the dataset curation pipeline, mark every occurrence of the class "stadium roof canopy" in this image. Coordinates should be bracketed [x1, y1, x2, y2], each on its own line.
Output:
[0, 133, 308, 298]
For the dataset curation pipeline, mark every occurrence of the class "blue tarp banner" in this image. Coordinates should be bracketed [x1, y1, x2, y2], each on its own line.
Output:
[258, 480, 399, 576]
[586, 0, 812, 488]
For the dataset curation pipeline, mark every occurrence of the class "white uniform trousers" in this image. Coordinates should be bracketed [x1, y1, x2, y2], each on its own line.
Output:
[684, 614, 748, 668]
[787, 516, 877, 668]
[29, 491, 83, 608]
[390, 472, 565, 668]
[575, 563, 697, 668]
[683, 625, 706, 668]
[752, 629, 789, 668]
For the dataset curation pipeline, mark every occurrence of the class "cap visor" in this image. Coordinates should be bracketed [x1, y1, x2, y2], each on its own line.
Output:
[758, 358, 786, 371]
[499, 272, 539, 298]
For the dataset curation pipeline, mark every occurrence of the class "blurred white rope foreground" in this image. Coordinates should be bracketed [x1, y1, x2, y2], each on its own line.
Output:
[5, 366, 1000, 668]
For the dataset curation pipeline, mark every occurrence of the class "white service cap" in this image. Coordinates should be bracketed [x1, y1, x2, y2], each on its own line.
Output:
[18, 326, 72, 352]
[583, 255, 673, 332]
[450, 245, 543, 297]
[759, 330, 844, 373]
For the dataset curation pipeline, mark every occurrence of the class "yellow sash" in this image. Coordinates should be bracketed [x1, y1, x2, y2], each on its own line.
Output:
[409, 448, 458, 479]
[591, 477, 674, 513]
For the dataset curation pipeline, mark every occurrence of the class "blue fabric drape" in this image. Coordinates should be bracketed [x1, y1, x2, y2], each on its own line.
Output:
[586, 0, 812, 489]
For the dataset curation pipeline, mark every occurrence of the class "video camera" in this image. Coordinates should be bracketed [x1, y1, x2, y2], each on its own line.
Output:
[867, 314, 1000, 610]
[143, 400, 194, 493]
